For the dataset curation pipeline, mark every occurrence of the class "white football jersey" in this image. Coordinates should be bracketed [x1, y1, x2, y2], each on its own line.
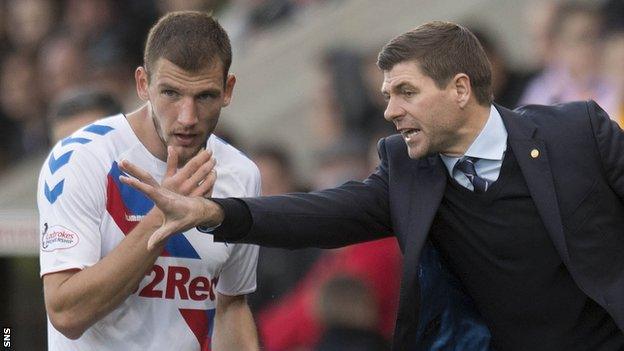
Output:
[38, 114, 260, 351]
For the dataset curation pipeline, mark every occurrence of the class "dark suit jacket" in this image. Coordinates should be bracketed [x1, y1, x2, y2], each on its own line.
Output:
[228, 101, 624, 350]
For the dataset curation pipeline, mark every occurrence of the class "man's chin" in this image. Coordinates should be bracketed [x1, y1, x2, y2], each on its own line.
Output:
[406, 145, 429, 160]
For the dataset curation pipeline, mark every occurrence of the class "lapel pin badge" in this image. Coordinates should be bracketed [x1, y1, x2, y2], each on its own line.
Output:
[530, 149, 539, 158]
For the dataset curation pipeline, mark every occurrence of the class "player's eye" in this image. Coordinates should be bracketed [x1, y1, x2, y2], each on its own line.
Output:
[403, 90, 415, 98]
[198, 92, 218, 101]
[161, 90, 179, 98]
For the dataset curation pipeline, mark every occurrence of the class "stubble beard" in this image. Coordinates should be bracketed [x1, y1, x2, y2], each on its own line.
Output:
[150, 109, 207, 167]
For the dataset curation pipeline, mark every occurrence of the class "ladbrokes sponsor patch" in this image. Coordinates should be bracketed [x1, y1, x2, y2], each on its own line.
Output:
[41, 224, 79, 251]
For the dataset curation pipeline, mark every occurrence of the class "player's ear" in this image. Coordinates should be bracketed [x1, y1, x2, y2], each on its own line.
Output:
[222, 74, 236, 107]
[135, 66, 150, 101]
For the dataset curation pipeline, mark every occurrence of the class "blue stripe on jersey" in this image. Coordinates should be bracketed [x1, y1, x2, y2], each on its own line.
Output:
[165, 233, 201, 259]
[108, 162, 153, 215]
[61, 137, 92, 146]
[84, 124, 114, 135]
[108, 161, 201, 260]
[48, 150, 73, 174]
[44, 180, 65, 204]
[206, 308, 216, 338]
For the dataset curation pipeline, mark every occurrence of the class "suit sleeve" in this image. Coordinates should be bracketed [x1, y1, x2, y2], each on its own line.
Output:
[587, 100, 624, 199]
[216, 138, 394, 249]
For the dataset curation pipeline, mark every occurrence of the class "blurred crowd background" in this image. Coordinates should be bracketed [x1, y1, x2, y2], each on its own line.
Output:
[0, 0, 623, 350]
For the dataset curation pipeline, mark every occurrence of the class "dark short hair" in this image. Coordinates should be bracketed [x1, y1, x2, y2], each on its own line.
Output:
[377, 21, 492, 105]
[143, 11, 232, 83]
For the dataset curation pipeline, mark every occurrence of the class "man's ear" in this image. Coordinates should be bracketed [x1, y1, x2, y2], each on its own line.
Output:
[452, 73, 471, 108]
[135, 67, 150, 101]
[222, 74, 236, 107]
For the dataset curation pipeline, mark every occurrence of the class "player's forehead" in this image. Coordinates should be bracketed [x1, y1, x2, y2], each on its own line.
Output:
[150, 58, 224, 91]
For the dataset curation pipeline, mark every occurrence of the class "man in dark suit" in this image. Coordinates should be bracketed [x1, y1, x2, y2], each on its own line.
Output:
[120, 21, 624, 350]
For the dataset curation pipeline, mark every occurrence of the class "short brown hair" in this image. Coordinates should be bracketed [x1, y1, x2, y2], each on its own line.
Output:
[143, 11, 232, 83]
[377, 21, 492, 105]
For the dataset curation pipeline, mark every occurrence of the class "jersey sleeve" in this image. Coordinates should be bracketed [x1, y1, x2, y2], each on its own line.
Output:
[216, 162, 261, 295]
[38, 145, 105, 277]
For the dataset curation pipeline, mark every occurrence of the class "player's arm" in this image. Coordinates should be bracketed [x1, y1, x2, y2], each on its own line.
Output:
[122, 138, 393, 249]
[44, 212, 165, 339]
[43, 148, 216, 339]
[212, 293, 259, 351]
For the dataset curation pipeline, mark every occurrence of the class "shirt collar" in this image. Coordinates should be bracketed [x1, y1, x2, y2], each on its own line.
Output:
[439, 105, 508, 175]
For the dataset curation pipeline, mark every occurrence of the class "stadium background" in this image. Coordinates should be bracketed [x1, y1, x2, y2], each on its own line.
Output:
[0, 0, 622, 349]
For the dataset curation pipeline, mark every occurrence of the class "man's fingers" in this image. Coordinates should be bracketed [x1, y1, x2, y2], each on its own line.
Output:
[165, 146, 179, 178]
[119, 160, 159, 187]
[186, 156, 216, 189]
[177, 149, 212, 180]
[120, 175, 157, 199]
[191, 170, 217, 198]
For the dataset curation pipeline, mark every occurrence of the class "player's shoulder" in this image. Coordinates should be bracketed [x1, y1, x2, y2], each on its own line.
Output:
[49, 114, 128, 156]
[209, 134, 259, 178]
[41, 114, 131, 179]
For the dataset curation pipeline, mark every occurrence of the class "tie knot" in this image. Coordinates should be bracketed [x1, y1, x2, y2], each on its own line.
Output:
[454, 156, 479, 175]
[454, 156, 489, 193]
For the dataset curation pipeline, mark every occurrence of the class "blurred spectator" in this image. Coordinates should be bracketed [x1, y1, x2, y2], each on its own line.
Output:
[257, 238, 401, 351]
[330, 49, 385, 138]
[523, 0, 560, 68]
[253, 144, 302, 195]
[249, 144, 320, 311]
[248, 0, 295, 32]
[59, 0, 153, 109]
[0, 51, 48, 159]
[601, 0, 624, 126]
[0, 2, 11, 59]
[313, 136, 369, 190]
[602, 30, 624, 126]
[311, 48, 389, 149]
[6, 0, 58, 54]
[38, 34, 89, 102]
[48, 89, 123, 143]
[156, 0, 228, 13]
[519, 2, 619, 117]
[471, 28, 535, 109]
[314, 275, 390, 351]
[602, 0, 624, 34]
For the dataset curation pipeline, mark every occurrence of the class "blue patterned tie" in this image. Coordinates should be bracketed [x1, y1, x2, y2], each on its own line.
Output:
[454, 157, 489, 193]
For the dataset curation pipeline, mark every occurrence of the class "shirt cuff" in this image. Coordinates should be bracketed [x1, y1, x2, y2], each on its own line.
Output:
[204, 198, 252, 242]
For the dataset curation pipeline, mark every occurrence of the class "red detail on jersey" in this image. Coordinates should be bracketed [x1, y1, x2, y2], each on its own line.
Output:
[166, 266, 191, 299]
[105, 174, 172, 256]
[106, 174, 138, 235]
[139, 265, 165, 298]
[138, 264, 218, 302]
[180, 309, 212, 351]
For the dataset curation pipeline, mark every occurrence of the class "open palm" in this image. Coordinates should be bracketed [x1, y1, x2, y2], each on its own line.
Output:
[119, 147, 217, 249]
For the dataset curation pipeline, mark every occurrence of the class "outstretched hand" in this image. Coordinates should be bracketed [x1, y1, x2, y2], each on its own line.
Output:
[119, 146, 218, 250]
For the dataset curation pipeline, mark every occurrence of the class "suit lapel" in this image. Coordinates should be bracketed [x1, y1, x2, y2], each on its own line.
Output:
[395, 155, 447, 337]
[498, 105, 571, 263]
[406, 155, 447, 249]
